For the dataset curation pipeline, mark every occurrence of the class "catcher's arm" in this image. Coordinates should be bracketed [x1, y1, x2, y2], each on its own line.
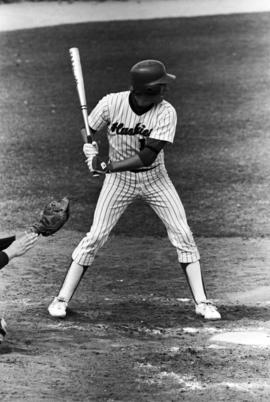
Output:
[0, 236, 16, 251]
[3, 233, 38, 261]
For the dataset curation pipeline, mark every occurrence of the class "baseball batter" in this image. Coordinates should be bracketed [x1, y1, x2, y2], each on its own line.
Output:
[48, 59, 221, 320]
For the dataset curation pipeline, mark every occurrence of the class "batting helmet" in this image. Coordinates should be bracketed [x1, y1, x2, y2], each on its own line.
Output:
[130, 59, 176, 94]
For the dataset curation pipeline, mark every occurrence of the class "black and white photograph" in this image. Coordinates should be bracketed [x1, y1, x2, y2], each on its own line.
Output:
[0, 0, 270, 400]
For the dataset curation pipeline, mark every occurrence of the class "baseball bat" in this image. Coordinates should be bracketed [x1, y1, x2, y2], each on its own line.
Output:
[69, 47, 92, 142]
[69, 47, 99, 176]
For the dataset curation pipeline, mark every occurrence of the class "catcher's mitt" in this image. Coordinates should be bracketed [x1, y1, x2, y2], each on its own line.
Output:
[31, 197, 70, 236]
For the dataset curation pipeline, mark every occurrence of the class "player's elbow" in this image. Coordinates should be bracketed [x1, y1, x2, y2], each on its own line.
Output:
[144, 157, 156, 167]
[138, 147, 158, 167]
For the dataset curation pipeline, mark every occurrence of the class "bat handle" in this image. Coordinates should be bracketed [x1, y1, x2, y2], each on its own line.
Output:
[81, 127, 92, 144]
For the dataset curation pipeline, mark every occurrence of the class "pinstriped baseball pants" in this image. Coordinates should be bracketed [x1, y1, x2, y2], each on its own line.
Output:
[72, 168, 200, 265]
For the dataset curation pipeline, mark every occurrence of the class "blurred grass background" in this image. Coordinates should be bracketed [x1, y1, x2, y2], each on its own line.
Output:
[0, 13, 269, 237]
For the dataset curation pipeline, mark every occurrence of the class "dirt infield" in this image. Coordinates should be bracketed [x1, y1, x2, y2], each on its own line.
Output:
[1, 232, 270, 401]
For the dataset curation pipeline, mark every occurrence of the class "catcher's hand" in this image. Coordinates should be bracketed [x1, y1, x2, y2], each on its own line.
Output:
[31, 197, 70, 236]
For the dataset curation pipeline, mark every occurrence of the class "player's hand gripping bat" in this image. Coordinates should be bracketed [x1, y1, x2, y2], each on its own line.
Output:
[69, 47, 99, 176]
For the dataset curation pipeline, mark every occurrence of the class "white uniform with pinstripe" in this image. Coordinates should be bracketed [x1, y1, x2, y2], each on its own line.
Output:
[72, 91, 200, 266]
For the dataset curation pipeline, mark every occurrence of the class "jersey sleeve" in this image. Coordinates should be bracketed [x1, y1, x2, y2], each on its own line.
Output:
[88, 94, 111, 131]
[150, 104, 177, 143]
[0, 251, 9, 270]
[0, 235, 15, 251]
[0, 236, 15, 270]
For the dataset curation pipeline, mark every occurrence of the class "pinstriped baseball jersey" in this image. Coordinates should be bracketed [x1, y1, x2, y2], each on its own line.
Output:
[88, 91, 177, 170]
[72, 90, 200, 266]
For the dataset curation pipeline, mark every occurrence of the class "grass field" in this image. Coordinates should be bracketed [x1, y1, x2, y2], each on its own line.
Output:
[0, 10, 270, 402]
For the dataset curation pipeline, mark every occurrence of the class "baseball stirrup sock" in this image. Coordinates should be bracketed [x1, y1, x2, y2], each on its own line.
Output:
[58, 261, 88, 302]
[180, 262, 207, 304]
[69, 265, 89, 301]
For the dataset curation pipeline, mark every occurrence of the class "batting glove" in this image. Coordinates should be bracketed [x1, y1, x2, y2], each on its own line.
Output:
[86, 154, 96, 172]
[87, 155, 112, 174]
[83, 142, 98, 158]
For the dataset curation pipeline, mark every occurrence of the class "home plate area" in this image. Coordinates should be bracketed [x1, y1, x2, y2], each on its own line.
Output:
[177, 297, 270, 348]
[210, 330, 270, 347]
[179, 326, 270, 348]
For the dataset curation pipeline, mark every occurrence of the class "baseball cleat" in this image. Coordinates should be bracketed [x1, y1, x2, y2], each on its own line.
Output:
[0, 318, 7, 343]
[195, 300, 221, 320]
[48, 297, 68, 318]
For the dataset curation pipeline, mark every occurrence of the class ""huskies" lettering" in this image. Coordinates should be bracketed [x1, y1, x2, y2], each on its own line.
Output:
[111, 122, 153, 137]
